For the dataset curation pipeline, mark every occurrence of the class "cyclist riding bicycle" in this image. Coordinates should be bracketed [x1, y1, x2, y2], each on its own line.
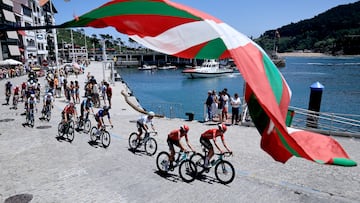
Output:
[80, 96, 94, 122]
[167, 125, 196, 169]
[136, 111, 155, 141]
[26, 94, 37, 115]
[94, 106, 113, 131]
[42, 92, 54, 113]
[200, 123, 232, 168]
[62, 102, 77, 124]
[13, 85, 20, 109]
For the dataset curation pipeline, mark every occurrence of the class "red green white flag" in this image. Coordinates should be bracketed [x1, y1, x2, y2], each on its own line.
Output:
[61, 0, 356, 166]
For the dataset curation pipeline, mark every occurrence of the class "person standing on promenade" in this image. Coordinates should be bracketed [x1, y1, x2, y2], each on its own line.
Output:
[74, 80, 80, 104]
[204, 90, 213, 122]
[105, 82, 112, 108]
[167, 125, 196, 169]
[4, 81, 12, 105]
[136, 111, 156, 142]
[230, 93, 241, 125]
[200, 123, 232, 168]
[211, 90, 218, 121]
[217, 90, 224, 123]
[221, 90, 229, 123]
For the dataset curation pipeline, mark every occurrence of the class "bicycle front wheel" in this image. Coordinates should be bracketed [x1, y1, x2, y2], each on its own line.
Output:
[67, 121, 75, 142]
[58, 122, 64, 137]
[128, 132, 139, 150]
[144, 137, 157, 156]
[83, 120, 91, 134]
[190, 153, 206, 174]
[102, 131, 111, 148]
[46, 110, 51, 121]
[90, 127, 98, 141]
[179, 160, 197, 183]
[214, 160, 235, 184]
[156, 151, 170, 173]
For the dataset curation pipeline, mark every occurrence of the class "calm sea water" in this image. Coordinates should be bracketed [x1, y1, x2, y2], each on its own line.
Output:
[117, 56, 360, 120]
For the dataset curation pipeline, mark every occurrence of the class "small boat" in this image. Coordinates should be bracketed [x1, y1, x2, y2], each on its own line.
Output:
[138, 64, 157, 70]
[158, 63, 177, 70]
[182, 59, 234, 79]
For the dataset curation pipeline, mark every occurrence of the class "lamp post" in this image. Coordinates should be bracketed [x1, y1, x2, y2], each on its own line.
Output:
[70, 29, 75, 62]
[81, 28, 88, 63]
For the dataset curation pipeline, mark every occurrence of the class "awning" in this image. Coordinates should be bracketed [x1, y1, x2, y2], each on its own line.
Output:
[3, 0, 14, 7]
[7, 31, 18, 40]
[2, 9, 16, 23]
[8, 45, 20, 56]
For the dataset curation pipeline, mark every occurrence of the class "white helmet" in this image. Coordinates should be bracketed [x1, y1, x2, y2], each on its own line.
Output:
[148, 111, 155, 116]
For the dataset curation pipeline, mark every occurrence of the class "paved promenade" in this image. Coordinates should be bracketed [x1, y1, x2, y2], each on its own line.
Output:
[0, 62, 359, 203]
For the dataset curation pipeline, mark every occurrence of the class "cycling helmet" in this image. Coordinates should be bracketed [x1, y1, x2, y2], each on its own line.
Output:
[103, 106, 110, 111]
[30, 94, 35, 98]
[47, 92, 52, 96]
[218, 123, 227, 132]
[180, 125, 189, 132]
[69, 102, 74, 106]
[148, 111, 155, 117]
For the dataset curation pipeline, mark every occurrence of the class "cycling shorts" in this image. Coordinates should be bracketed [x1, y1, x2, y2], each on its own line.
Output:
[200, 137, 213, 150]
[167, 138, 180, 152]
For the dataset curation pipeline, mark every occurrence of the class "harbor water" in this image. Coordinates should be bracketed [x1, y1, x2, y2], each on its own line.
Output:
[117, 56, 360, 121]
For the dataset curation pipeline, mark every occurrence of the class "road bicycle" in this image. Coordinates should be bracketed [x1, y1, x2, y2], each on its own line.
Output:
[26, 108, 35, 127]
[191, 147, 235, 184]
[41, 104, 52, 121]
[156, 150, 197, 183]
[76, 112, 92, 133]
[57, 115, 75, 142]
[128, 131, 157, 156]
[89, 124, 112, 148]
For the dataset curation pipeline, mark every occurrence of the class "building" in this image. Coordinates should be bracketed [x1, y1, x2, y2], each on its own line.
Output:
[0, 0, 57, 66]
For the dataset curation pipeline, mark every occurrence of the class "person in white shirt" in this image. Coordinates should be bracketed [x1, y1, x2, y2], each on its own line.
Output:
[230, 93, 241, 125]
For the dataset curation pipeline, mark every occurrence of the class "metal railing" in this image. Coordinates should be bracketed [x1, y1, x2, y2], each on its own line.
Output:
[142, 102, 184, 119]
[289, 106, 360, 136]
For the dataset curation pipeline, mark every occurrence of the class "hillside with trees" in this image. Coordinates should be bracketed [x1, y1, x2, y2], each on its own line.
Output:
[255, 1, 360, 55]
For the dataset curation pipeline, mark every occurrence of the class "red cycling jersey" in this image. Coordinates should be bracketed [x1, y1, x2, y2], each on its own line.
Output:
[201, 129, 225, 141]
[168, 129, 186, 141]
[63, 105, 76, 115]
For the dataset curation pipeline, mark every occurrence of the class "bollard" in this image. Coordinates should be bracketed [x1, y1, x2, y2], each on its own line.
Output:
[185, 112, 194, 121]
[306, 82, 324, 128]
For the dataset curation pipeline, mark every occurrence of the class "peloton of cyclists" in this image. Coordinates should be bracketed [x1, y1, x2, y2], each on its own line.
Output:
[167, 124, 196, 169]
[200, 123, 232, 168]
[136, 111, 155, 142]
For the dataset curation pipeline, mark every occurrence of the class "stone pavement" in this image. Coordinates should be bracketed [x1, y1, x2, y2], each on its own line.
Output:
[0, 62, 359, 203]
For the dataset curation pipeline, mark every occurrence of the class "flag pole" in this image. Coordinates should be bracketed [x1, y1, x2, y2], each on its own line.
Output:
[49, 0, 59, 74]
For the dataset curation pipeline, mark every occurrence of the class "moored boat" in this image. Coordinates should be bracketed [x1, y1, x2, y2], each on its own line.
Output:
[158, 63, 177, 70]
[182, 59, 234, 78]
[138, 64, 157, 70]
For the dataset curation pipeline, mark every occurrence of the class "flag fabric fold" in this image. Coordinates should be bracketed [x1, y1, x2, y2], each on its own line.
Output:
[61, 0, 356, 167]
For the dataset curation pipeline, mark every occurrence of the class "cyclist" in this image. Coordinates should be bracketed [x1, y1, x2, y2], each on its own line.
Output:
[136, 111, 155, 142]
[62, 102, 77, 124]
[26, 94, 38, 122]
[80, 96, 94, 124]
[94, 106, 113, 131]
[167, 125, 196, 169]
[13, 85, 20, 109]
[200, 123, 232, 168]
[42, 92, 54, 115]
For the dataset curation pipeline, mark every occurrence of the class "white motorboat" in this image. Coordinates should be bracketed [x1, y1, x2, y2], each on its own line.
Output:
[182, 59, 234, 78]
[138, 64, 157, 70]
[158, 63, 177, 70]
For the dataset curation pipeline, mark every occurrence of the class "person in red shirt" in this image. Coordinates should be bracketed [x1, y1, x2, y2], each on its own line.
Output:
[105, 82, 112, 108]
[167, 125, 195, 169]
[62, 102, 77, 123]
[200, 123, 232, 167]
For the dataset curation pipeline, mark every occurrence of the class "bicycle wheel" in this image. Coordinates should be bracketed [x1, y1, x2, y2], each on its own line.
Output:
[90, 127, 98, 141]
[30, 116, 34, 128]
[46, 109, 51, 121]
[190, 153, 206, 174]
[102, 131, 111, 148]
[156, 151, 170, 173]
[58, 122, 64, 137]
[128, 132, 139, 150]
[179, 160, 197, 183]
[144, 137, 157, 156]
[214, 160, 235, 184]
[83, 119, 91, 134]
[67, 121, 75, 142]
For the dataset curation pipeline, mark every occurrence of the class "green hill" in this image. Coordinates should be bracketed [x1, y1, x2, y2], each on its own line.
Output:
[255, 1, 360, 55]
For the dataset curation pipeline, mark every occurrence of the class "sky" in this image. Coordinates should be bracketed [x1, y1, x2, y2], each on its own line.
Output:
[52, 0, 358, 43]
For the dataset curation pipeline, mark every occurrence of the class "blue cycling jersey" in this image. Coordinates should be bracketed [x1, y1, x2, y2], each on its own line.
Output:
[97, 109, 110, 119]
